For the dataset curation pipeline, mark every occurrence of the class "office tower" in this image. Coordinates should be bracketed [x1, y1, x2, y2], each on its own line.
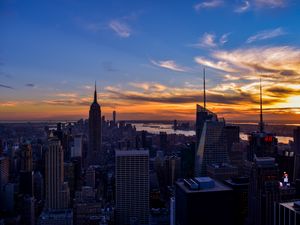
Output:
[164, 155, 181, 186]
[274, 201, 300, 225]
[0, 156, 9, 211]
[195, 68, 217, 149]
[88, 83, 102, 166]
[33, 171, 44, 201]
[73, 186, 102, 225]
[225, 125, 240, 152]
[159, 132, 168, 152]
[194, 119, 229, 176]
[72, 135, 82, 158]
[0, 156, 9, 188]
[247, 157, 280, 225]
[20, 143, 33, 172]
[175, 177, 235, 225]
[113, 110, 116, 125]
[115, 150, 149, 225]
[45, 137, 70, 210]
[85, 166, 96, 188]
[224, 177, 249, 225]
[247, 79, 278, 161]
[247, 132, 278, 161]
[20, 196, 35, 225]
[294, 127, 300, 181]
[207, 163, 238, 180]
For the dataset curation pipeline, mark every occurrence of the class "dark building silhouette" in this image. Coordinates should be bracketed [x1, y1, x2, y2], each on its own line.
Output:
[225, 125, 240, 152]
[175, 177, 235, 225]
[293, 127, 300, 181]
[247, 157, 279, 225]
[88, 83, 102, 166]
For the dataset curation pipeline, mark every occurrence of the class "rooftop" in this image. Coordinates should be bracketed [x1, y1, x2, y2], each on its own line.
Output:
[176, 177, 232, 193]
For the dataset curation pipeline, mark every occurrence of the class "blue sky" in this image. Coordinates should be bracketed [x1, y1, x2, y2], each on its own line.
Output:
[1, 0, 300, 121]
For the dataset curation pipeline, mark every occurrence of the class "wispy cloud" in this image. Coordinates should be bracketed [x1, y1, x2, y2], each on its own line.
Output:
[254, 0, 287, 8]
[192, 32, 230, 48]
[0, 83, 13, 89]
[26, 83, 35, 87]
[150, 59, 189, 72]
[235, 1, 251, 13]
[109, 20, 131, 38]
[194, 0, 224, 11]
[56, 93, 78, 98]
[246, 27, 286, 43]
[194, 57, 238, 72]
[219, 33, 230, 45]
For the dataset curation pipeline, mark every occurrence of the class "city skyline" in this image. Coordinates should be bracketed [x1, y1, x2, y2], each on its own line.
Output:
[1, 0, 300, 122]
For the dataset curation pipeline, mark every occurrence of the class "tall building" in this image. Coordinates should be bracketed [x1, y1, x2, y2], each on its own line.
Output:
[45, 137, 69, 210]
[225, 125, 240, 152]
[175, 177, 235, 225]
[274, 201, 300, 225]
[247, 157, 280, 225]
[115, 150, 149, 225]
[247, 79, 278, 162]
[194, 119, 229, 176]
[113, 110, 116, 125]
[293, 127, 300, 181]
[88, 83, 102, 166]
[20, 143, 33, 172]
[164, 155, 181, 186]
[0, 156, 9, 188]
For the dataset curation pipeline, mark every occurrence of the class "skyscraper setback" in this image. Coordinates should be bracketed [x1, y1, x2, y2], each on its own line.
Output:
[88, 83, 102, 166]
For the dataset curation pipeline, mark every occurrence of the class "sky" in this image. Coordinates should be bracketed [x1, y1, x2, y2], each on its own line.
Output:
[1, 0, 300, 122]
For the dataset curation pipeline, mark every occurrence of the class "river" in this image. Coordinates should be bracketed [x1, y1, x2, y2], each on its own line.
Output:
[132, 123, 293, 144]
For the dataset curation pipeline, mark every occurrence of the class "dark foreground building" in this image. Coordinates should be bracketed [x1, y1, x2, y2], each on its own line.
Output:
[175, 177, 235, 225]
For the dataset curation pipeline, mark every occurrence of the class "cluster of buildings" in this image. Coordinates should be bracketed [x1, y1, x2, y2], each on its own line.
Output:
[0, 81, 300, 225]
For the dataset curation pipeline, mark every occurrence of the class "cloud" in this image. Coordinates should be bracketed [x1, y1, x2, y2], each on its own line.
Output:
[235, 1, 251, 13]
[194, 0, 224, 10]
[194, 57, 238, 72]
[129, 82, 167, 92]
[0, 83, 13, 89]
[192, 32, 230, 48]
[219, 33, 230, 45]
[212, 46, 300, 76]
[109, 20, 131, 38]
[56, 93, 78, 98]
[194, 33, 217, 48]
[150, 59, 189, 72]
[246, 27, 286, 43]
[26, 83, 35, 87]
[254, 0, 286, 8]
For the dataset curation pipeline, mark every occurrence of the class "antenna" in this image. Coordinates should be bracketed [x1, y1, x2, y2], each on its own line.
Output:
[259, 77, 264, 132]
[203, 67, 206, 110]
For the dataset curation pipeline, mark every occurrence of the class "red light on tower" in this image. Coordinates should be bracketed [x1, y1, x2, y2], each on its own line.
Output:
[264, 136, 273, 143]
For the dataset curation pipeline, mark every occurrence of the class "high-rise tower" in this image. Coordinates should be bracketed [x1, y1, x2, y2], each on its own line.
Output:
[88, 82, 102, 166]
[45, 136, 70, 210]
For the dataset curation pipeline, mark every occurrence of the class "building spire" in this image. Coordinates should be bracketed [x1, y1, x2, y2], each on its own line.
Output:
[94, 81, 97, 103]
[203, 67, 206, 110]
[259, 77, 264, 132]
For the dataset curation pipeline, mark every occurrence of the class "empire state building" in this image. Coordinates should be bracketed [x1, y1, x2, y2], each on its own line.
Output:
[88, 83, 102, 166]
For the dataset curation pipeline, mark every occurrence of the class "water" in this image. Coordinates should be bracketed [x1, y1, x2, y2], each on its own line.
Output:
[132, 123, 293, 144]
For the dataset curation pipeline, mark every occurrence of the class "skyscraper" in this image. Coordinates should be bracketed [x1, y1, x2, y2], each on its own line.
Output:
[115, 150, 149, 225]
[194, 119, 229, 176]
[113, 110, 116, 125]
[247, 157, 279, 225]
[247, 80, 277, 161]
[88, 83, 102, 166]
[293, 127, 300, 181]
[45, 136, 69, 210]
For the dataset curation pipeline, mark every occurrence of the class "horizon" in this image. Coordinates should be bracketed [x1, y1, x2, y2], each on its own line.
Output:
[1, 0, 300, 122]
